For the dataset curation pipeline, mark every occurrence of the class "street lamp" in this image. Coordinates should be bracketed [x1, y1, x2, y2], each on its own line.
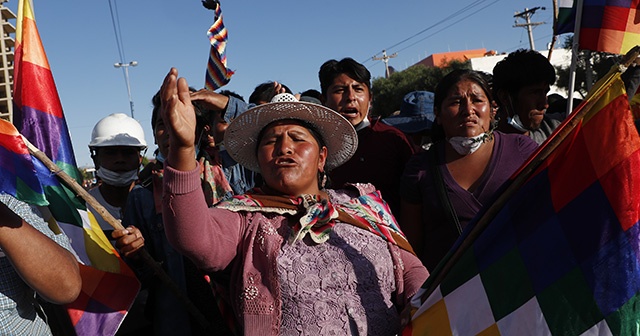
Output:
[113, 61, 138, 118]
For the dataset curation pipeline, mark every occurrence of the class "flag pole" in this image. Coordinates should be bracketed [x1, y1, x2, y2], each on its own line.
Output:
[421, 45, 640, 300]
[547, 0, 559, 59]
[22, 136, 214, 333]
[567, 0, 586, 115]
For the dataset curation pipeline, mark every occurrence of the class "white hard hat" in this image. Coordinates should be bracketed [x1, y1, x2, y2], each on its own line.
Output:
[89, 113, 147, 149]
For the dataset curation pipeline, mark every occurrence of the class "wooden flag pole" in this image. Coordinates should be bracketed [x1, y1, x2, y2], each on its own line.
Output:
[421, 45, 640, 300]
[23, 137, 215, 334]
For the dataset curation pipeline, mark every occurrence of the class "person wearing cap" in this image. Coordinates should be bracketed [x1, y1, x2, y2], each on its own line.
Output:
[87, 113, 147, 239]
[86, 113, 151, 334]
[150, 68, 428, 335]
[382, 91, 436, 152]
[319, 57, 415, 218]
[399, 70, 537, 271]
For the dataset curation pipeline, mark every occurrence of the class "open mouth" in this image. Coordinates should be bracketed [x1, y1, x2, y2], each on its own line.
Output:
[340, 108, 359, 117]
[275, 157, 296, 166]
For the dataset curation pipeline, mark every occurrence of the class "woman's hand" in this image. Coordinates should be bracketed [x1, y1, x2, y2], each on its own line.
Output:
[113, 226, 145, 259]
[160, 68, 198, 171]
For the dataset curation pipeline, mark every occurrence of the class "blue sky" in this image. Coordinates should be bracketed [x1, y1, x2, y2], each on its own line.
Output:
[6, 0, 560, 167]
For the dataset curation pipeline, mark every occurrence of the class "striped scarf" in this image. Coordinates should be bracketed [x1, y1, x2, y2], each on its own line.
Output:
[216, 189, 416, 254]
[204, 0, 234, 90]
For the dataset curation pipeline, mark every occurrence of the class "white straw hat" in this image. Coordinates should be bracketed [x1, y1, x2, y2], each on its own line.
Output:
[224, 93, 358, 173]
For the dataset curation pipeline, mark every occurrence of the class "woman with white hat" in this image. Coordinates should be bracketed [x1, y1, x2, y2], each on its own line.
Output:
[155, 68, 428, 335]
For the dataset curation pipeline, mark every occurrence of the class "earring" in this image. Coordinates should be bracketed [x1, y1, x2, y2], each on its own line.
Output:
[318, 170, 327, 189]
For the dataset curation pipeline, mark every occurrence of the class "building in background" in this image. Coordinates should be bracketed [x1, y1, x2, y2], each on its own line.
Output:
[412, 48, 572, 97]
[469, 48, 572, 97]
[0, 0, 15, 123]
[415, 48, 496, 68]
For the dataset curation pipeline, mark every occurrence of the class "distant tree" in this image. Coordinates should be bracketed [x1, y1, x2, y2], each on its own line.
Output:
[554, 35, 620, 98]
[371, 60, 470, 117]
[79, 167, 94, 181]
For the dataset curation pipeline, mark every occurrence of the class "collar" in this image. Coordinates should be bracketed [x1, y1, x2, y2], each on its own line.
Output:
[354, 117, 371, 131]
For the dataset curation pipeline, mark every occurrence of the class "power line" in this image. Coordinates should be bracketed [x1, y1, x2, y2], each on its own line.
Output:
[363, 0, 503, 65]
[513, 7, 546, 50]
[107, 0, 137, 118]
[372, 50, 398, 78]
[107, 0, 126, 64]
[384, 0, 503, 63]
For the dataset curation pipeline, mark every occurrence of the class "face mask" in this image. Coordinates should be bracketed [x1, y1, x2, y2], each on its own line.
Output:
[96, 167, 139, 187]
[507, 114, 529, 133]
[448, 133, 489, 156]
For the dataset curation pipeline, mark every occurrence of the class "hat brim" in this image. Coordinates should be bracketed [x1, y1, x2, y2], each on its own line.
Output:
[224, 101, 358, 173]
[382, 116, 434, 134]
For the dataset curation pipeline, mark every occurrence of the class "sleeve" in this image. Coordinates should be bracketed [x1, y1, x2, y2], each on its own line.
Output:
[400, 248, 429, 299]
[122, 187, 153, 234]
[0, 194, 74, 254]
[223, 96, 252, 123]
[400, 152, 427, 204]
[121, 188, 157, 281]
[162, 164, 244, 273]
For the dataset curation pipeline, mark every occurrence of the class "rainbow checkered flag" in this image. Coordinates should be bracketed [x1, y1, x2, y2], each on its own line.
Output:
[0, 119, 47, 206]
[580, 0, 640, 54]
[554, 0, 640, 55]
[404, 58, 640, 335]
[554, 0, 575, 35]
[14, 1, 139, 334]
[204, 0, 234, 90]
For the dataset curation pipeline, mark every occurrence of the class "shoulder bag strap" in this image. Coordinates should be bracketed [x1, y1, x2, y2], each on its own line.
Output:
[429, 146, 462, 236]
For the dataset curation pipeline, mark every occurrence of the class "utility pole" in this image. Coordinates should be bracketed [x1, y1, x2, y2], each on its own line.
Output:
[372, 50, 398, 78]
[513, 7, 545, 50]
[114, 61, 138, 119]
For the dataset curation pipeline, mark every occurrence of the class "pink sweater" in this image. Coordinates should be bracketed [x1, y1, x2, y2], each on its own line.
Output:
[162, 164, 428, 335]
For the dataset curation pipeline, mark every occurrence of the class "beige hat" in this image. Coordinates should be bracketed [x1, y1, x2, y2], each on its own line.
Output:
[224, 93, 358, 173]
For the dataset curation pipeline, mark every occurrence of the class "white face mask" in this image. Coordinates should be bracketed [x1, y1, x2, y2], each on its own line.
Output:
[96, 167, 139, 187]
[507, 114, 529, 133]
[448, 133, 489, 156]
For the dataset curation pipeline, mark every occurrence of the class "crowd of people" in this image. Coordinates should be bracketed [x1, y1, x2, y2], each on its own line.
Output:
[3, 48, 580, 335]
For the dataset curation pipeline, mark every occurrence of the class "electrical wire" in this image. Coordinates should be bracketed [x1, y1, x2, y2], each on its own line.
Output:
[107, 0, 127, 64]
[363, 0, 504, 65]
[394, 0, 502, 57]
